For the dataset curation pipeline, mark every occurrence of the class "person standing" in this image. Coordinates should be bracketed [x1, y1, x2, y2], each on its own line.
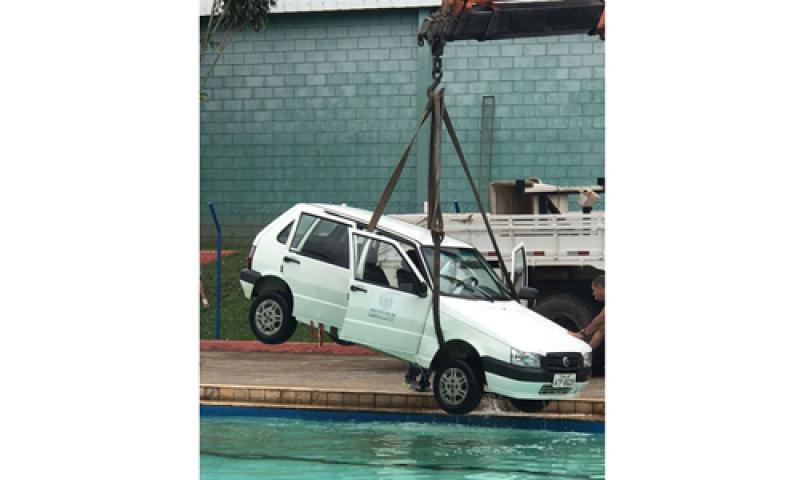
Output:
[200, 276, 209, 310]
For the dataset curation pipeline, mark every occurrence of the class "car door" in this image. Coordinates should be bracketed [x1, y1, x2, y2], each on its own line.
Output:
[281, 211, 355, 328]
[511, 242, 527, 294]
[340, 231, 431, 359]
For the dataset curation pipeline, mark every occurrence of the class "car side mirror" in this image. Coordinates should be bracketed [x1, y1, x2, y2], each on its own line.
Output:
[414, 280, 428, 298]
[518, 287, 538, 301]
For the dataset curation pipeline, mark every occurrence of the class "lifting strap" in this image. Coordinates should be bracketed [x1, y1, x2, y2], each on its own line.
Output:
[366, 88, 519, 349]
[367, 97, 433, 233]
[442, 106, 517, 301]
[428, 91, 446, 347]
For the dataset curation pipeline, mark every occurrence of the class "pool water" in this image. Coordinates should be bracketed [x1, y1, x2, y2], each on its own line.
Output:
[201, 416, 604, 479]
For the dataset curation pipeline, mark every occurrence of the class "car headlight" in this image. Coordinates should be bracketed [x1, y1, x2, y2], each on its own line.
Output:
[511, 348, 541, 368]
[582, 352, 592, 368]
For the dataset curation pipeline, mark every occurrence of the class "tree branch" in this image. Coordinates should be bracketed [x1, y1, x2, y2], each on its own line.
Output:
[200, 28, 234, 90]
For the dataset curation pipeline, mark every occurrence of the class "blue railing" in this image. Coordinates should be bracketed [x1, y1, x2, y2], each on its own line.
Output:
[208, 202, 222, 340]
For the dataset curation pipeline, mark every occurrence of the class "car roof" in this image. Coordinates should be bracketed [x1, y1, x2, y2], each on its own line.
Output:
[304, 203, 473, 249]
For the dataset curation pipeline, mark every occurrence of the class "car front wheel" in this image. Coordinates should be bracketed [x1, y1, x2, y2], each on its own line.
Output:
[433, 359, 483, 415]
[249, 292, 296, 344]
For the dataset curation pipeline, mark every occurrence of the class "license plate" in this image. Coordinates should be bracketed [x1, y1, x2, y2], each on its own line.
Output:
[552, 373, 576, 388]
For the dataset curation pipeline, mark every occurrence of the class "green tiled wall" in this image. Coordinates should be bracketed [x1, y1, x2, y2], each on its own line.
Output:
[200, 9, 604, 245]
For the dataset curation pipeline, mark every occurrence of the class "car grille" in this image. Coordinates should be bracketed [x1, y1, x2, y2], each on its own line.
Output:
[543, 352, 583, 372]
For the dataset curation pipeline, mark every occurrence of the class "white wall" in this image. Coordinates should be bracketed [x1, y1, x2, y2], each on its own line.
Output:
[199, 0, 440, 16]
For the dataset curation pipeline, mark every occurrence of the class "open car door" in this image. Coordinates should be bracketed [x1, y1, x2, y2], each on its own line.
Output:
[339, 231, 431, 360]
[510, 242, 527, 295]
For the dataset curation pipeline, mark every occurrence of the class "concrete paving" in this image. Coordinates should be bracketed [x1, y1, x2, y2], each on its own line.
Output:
[200, 351, 605, 400]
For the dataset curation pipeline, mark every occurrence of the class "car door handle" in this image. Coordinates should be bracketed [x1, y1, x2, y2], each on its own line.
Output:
[283, 256, 300, 265]
[350, 285, 367, 293]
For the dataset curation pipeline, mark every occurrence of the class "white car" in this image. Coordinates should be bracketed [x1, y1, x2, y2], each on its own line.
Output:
[240, 203, 592, 415]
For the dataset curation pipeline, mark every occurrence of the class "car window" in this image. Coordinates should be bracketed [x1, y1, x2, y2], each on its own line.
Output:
[277, 221, 294, 244]
[354, 236, 418, 293]
[291, 214, 316, 250]
[290, 213, 349, 269]
[371, 230, 428, 284]
[422, 247, 513, 301]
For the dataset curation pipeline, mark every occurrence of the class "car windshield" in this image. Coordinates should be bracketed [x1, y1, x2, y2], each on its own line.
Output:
[422, 247, 513, 301]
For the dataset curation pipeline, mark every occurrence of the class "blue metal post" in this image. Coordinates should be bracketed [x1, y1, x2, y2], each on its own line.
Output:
[208, 202, 222, 340]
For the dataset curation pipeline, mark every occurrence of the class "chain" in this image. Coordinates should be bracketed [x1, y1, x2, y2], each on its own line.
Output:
[432, 55, 443, 84]
[427, 38, 445, 97]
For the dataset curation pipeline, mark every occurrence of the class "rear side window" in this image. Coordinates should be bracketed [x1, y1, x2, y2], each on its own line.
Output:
[290, 214, 350, 268]
[291, 214, 316, 250]
[276, 222, 293, 244]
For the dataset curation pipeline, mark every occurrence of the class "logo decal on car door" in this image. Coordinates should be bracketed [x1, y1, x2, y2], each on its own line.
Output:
[368, 294, 396, 322]
[379, 294, 393, 310]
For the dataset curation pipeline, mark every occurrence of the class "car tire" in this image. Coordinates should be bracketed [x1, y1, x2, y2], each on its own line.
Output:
[534, 294, 597, 331]
[509, 398, 550, 413]
[433, 359, 483, 415]
[328, 326, 355, 346]
[249, 292, 296, 344]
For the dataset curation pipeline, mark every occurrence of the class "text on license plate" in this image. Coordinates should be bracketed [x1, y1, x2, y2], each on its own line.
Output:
[552, 373, 576, 388]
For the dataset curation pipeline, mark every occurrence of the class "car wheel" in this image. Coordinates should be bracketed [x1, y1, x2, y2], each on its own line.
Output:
[328, 326, 355, 346]
[509, 398, 550, 413]
[433, 359, 483, 415]
[249, 292, 296, 344]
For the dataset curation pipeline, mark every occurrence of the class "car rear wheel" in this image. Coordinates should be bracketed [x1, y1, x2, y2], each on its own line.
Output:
[433, 359, 483, 415]
[249, 292, 296, 344]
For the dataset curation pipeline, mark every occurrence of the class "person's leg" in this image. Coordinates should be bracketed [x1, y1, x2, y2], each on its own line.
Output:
[417, 368, 431, 391]
[589, 327, 604, 349]
[200, 280, 209, 309]
[405, 364, 421, 384]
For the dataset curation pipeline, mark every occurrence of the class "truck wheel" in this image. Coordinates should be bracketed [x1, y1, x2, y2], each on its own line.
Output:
[328, 326, 355, 346]
[249, 292, 296, 344]
[535, 294, 596, 331]
[433, 359, 483, 415]
[509, 398, 550, 413]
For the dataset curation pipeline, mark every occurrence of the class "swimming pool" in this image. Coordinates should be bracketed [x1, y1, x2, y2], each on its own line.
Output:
[201, 411, 604, 479]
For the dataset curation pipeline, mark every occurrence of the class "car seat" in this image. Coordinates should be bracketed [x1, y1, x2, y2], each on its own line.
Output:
[362, 243, 389, 286]
[396, 268, 416, 293]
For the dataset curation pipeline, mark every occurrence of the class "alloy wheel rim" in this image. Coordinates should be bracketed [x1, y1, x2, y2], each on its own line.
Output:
[439, 367, 468, 406]
[255, 299, 283, 335]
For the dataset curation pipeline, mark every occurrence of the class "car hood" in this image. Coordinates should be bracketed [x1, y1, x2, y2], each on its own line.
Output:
[441, 297, 591, 354]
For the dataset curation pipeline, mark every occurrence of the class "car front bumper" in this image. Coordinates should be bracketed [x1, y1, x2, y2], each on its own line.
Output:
[481, 356, 592, 400]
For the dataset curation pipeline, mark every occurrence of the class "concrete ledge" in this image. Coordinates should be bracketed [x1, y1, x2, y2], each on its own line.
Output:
[200, 340, 380, 355]
[200, 383, 604, 422]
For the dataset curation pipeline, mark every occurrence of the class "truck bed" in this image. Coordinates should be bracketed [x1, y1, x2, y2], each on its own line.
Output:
[390, 212, 605, 271]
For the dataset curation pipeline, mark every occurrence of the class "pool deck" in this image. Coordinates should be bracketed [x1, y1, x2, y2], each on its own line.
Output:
[200, 345, 604, 422]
